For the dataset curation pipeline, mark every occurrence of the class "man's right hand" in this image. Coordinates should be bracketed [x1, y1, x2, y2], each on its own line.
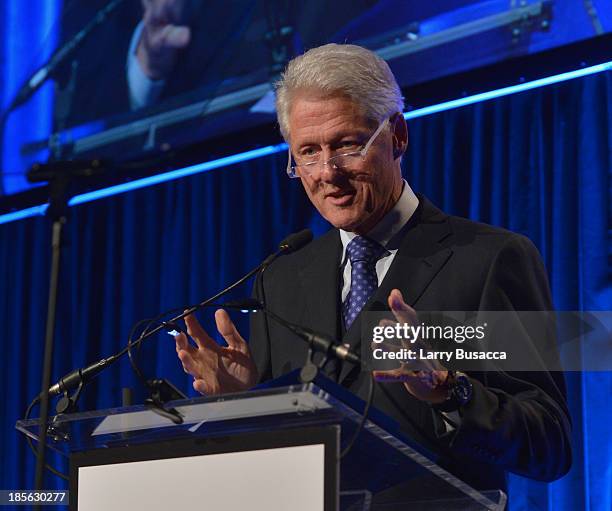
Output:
[174, 309, 258, 396]
[137, 0, 191, 80]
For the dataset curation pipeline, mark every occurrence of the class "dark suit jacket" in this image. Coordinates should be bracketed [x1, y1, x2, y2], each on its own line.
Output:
[249, 196, 572, 491]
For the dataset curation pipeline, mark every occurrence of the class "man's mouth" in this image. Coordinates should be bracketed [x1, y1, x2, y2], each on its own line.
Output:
[325, 189, 355, 206]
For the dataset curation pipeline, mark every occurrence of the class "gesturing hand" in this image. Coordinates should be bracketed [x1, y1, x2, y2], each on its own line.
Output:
[137, 0, 191, 79]
[372, 289, 450, 404]
[174, 309, 258, 396]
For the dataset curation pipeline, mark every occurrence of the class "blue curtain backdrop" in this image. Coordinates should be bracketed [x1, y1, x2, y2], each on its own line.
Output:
[0, 71, 610, 510]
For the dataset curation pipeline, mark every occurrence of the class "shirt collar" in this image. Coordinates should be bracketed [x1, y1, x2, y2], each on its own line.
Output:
[339, 180, 419, 254]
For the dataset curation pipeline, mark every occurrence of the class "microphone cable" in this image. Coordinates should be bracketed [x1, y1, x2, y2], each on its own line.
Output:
[340, 371, 375, 460]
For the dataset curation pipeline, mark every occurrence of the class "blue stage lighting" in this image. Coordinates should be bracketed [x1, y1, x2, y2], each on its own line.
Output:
[1, 61, 609, 226]
[404, 62, 612, 120]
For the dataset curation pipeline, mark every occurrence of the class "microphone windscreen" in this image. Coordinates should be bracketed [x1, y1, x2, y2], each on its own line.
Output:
[279, 229, 313, 253]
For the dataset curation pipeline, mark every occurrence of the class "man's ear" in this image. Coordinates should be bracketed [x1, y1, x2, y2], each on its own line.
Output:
[391, 113, 408, 160]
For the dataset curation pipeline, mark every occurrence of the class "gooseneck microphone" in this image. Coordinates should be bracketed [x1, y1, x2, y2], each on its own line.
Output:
[42, 229, 313, 397]
[46, 357, 117, 397]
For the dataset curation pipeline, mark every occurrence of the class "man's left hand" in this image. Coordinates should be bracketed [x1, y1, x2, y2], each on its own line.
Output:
[372, 289, 450, 404]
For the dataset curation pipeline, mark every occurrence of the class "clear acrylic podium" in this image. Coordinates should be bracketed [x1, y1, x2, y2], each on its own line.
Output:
[17, 370, 506, 510]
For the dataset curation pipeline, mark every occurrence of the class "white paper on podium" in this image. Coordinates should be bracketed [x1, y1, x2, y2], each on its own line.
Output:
[92, 391, 331, 436]
[78, 443, 325, 511]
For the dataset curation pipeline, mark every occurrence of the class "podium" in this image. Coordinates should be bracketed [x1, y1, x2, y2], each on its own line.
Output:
[17, 371, 506, 510]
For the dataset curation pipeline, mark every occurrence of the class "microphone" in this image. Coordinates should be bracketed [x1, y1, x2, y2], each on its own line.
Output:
[279, 229, 313, 252]
[223, 298, 361, 365]
[43, 229, 313, 398]
[262, 229, 312, 266]
[46, 356, 117, 397]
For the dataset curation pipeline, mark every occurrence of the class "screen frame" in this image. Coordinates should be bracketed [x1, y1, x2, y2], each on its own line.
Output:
[69, 424, 339, 511]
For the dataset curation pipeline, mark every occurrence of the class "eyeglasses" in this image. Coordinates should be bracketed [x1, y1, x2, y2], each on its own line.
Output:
[286, 117, 390, 179]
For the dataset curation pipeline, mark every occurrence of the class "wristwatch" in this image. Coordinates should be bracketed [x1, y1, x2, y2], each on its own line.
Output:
[434, 371, 473, 412]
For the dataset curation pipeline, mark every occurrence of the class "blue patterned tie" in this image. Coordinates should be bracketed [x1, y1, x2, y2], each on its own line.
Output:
[342, 236, 389, 329]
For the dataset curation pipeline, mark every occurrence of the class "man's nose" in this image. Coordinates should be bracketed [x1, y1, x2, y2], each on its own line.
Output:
[317, 151, 342, 182]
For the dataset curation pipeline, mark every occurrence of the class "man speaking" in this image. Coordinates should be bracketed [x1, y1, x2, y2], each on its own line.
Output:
[172, 43, 571, 490]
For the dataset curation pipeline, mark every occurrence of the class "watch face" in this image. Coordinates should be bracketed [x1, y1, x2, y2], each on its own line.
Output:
[454, 374, 473, 405]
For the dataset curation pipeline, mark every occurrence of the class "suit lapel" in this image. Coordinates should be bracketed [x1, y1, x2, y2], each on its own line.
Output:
[339, 198, 454, 384]
[286, 230, 343, 370]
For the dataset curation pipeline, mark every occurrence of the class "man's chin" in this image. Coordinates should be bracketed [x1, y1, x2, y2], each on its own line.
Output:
[325, 212, 367, 233]
[326, 208, 387, 234]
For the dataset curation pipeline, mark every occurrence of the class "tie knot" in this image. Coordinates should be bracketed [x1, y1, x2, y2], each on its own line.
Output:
[346, 236, 387, 265]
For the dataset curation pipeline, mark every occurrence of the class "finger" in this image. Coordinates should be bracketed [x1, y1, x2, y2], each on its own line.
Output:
[388, 289, 417, 325]
[193, 377, 221, 396]
[193, 378, 208, 395]
[427, 370, 449, 388]
[370, 339, 403, 354]
[174, 331, 193, 353]
[406, 370, 447, 390]
[373, 368, 411, 382]
[215, 309, 246, 350]
[374, 318, 409, 350]
[177, 349, 201, 377]
[158, 25, 191, 49]
[184, 312, 219, 351]
[398, 355, 439, 372]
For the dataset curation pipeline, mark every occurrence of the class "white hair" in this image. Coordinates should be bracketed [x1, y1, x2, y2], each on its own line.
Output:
[275, 43, 404, 141]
